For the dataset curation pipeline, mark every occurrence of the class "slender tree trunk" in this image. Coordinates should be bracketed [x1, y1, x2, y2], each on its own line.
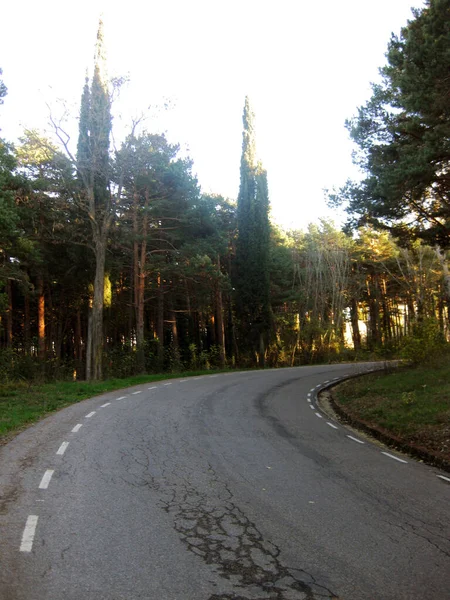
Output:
[215, 258, 226, 368]
[350, 297, 361, 351]
[157, 273, 164, 370]
[37, 273, 46, 362]
[24, 289, 31, 354]
[91, 238, 106, 380]
[86, 307, 93, 381]
[134, 189, 149, 373]
[6, 278, 13, 349]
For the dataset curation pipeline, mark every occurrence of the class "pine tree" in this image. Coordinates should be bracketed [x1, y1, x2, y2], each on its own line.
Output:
[235, 97, 272, 365]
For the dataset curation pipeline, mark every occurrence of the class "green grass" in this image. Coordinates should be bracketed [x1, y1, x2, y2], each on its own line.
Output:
[334, 363, 450, 459]
[0, 369, 233, 442]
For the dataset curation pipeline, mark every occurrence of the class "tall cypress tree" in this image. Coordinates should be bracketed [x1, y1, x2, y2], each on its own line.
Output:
[235, 97, 272, 365]
[76, 19, 112, 380]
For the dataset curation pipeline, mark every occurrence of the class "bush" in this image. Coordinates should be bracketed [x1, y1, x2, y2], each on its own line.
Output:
[400, 318, 447, 365]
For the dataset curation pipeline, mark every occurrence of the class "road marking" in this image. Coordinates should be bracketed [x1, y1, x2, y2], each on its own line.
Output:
[437, 475, 450, 483]
[132, 391, 142, 395]
[381, 452, 408, 464]
[71, 424, 82, 433]
[307, 393, 311, 398]
[347, 435, 364, 444]
[309, 388, 315, 393]
[315, 385, 321, 389]
[163, 382, 172, 386]
[324, 380, 330, 383]
[101, 402, 111, 408]
[85, 411, 96, 418]
[315, 412, 323, 419]
[210, 374, 218, 378]
[307, 398, 311, 403]
[20, 516, 39, 552]
[56, 442, 69, 455]
[309, 404, 315, 409]
[148, 386, 157, 390]
[327, 422, 339, 430]
[179, 379, 188, 382]
[38, 470, 54, 490]
[117, 396, 127, 400]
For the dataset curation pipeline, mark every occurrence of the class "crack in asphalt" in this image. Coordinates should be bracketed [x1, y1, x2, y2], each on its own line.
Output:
[118, 423, 339, 600]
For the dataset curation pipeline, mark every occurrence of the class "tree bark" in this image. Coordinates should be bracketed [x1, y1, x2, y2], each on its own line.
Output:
[214, 259, 226, 368]
[37, 273, 46, 362]
[157, 273, 164, 370]
[6, 278, 13, 349]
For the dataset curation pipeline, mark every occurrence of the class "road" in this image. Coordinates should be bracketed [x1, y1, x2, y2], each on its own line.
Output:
[1, 363, 449, 600]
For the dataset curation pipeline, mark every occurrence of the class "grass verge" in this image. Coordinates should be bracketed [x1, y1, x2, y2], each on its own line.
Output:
[0, 369, 233, 444]
[332, 363, 450, 466]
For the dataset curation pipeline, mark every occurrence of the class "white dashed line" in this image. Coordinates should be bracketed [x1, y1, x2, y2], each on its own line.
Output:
[315, 385, 321, 389]
[179, 380, 188, 382]
[347, 435, 364, 444]
[71, 424, 82, 433]
[309, 405, 315, 409]
[148, 386, 157, 390]
[381, 452, 408, 464]
[437, 475, 450, 483]
[324, 380, 330, 384]
[20, 516, 39, 552]
[132, 391, 142, 395]
[101, 402, 111, 408]
[210, 374, 219, 378]
[315, 412, 323, 419]
[85, 411, 96, 418]
[326, 422, 339, 430]
[307, 398, 311, 403]
[56, 442, 69, 456]
[117, 396, 127, 400]
[163, 382, 172, 386]
[307, 393, 312, 398]
[309, 388, 315, 393]
[38, 470, 54, 490]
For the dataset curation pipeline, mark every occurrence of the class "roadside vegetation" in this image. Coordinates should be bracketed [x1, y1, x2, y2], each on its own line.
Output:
[333, 351, 450, 466]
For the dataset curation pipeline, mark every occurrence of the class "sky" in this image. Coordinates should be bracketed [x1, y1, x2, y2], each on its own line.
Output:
[0, 0, 425, 230]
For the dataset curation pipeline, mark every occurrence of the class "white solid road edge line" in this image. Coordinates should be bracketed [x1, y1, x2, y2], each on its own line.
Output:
[381, 452, 408, 464]
[347, 435, 365, 444]
[71, 424, 82, 433]
[20, 515, 39, 552]
[38, 469, 54, 490]
[437, 475, 450, 483]
[101, 402, 111, 408]
[85, 411, 96, 418]
[327, 422, 339, 430]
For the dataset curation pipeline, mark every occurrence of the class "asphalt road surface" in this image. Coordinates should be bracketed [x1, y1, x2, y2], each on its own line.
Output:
[1, 363, 449, 600]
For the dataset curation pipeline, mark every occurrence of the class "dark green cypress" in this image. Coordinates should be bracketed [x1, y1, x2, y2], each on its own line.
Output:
[235, 97, 272, 365]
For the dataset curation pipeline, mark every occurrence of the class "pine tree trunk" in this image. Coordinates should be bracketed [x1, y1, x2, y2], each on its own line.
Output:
[157, 274, 164, 370]
[37, 273, 46, 362]
[91, 238, 106, 380]
[86, 307, 93, 380]
[24, 290, 31, 355]
[6, 278, 13, 349]
[350, 297, 361, 350]
[215, 263, 226, 368]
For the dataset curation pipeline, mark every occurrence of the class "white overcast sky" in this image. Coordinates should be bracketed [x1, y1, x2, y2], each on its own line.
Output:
[0, 0, 425, 229]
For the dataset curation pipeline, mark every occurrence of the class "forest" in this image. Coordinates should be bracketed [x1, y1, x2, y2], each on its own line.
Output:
[0, 0, 449, 382]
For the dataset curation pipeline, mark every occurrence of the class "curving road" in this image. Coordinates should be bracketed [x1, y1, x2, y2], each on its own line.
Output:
[1, 363, 449, 600]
